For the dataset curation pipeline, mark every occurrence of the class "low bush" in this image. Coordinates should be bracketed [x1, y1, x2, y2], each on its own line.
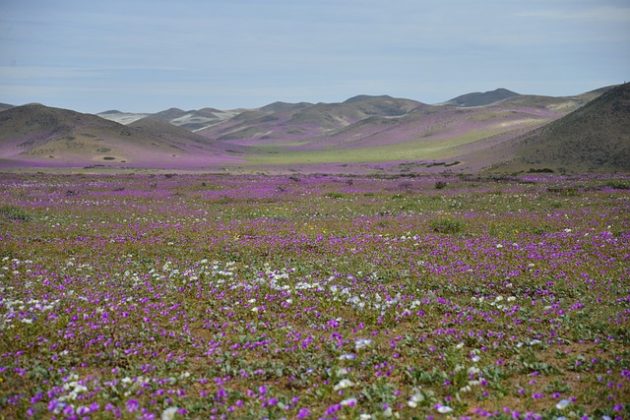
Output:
[0, 205, 32, 222]
[430, 218, 463, 234]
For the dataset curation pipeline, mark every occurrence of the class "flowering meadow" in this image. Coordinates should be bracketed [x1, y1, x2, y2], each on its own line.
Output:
[0, 173, 629, 419]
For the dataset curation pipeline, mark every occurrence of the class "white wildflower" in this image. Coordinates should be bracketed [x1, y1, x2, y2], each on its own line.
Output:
[161, 407, 178, 420]
[556, 399, 571, 410]
[407, 390, 425, 408]
[436, 404, 453, 414]
[355, 338, 372, 351]
[333, 379, 354, 390]
[467, 366, 480, 375]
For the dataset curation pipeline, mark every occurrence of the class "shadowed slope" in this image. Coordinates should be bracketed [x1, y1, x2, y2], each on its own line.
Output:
[446, 88, 519, 107]
[491, 83, 630, 172]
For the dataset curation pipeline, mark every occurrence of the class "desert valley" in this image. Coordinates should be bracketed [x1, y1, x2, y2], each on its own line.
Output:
[1, 0, 629, 418]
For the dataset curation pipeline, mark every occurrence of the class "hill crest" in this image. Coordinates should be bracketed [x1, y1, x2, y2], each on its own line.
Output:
[447, 88, 520, 107]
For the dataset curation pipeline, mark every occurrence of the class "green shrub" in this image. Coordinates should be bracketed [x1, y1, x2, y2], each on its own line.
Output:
[430, 218, 463, 234]
[605, 180, 630, 190]
[527, 168, 554, 173]
[547, 186, 578, 196]
[0, 205, 32, 222]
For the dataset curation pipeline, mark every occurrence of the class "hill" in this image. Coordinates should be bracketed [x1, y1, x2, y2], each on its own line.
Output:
[196, 93, 575, 166]
[490, 83, 630, 172]
[128, 116, 216, 145]
[197, 95, 424, 144]
[499, 86, 618, 113]
[0, 104, 241, 168]
[97, 110, 149, 125]
[99, 107, 240, 132]
[1, 85, 622, 171]
[446, 88, 519, 107]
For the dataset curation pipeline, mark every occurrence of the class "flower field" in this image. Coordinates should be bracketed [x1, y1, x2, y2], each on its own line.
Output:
[0, 173, 628, 419]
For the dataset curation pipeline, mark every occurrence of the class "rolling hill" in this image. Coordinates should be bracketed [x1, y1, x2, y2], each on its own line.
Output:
[194, 92, 585, 167]
[98, 107, 242, 132]
[196, 95, 423, 145]
[490, 83, 630, 172]
[96, 110, 149, 125]
[1, 84, 625, 171]
[446, 88, 519, 107]
[0, 104, 241, 168]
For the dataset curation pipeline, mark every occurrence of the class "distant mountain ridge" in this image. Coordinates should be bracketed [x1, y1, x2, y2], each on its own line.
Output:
[196, 95, 424, 144]
[1, 84, 626, 171]
[98, 107, 242, 132]
[446, 88, 520, 107]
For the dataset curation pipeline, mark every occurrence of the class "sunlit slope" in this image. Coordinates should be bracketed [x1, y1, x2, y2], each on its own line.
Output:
[0, 104, 241, 167]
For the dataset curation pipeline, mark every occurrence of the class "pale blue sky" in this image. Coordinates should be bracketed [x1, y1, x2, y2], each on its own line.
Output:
[1, 0, 629, 112]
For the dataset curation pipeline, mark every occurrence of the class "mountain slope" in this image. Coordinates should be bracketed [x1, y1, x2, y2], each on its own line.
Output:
[128, 116, 213, 145]
[499, 86, 618, 113]
[0, 104, 240, 167]
[97, 110, 149, 125]
[197, 95, 424, 144]
[239, 103, 563, 166]
[197, 92, 576, 166]
[209, 88, 620, 168]
[1, 85, 622, 171]
[491, 83, 630, 172]
[447, 88, 519, 107]
[99, 107, 241, 132]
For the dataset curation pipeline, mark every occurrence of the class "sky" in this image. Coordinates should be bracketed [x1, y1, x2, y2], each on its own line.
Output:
[0, 0, 629, 113]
